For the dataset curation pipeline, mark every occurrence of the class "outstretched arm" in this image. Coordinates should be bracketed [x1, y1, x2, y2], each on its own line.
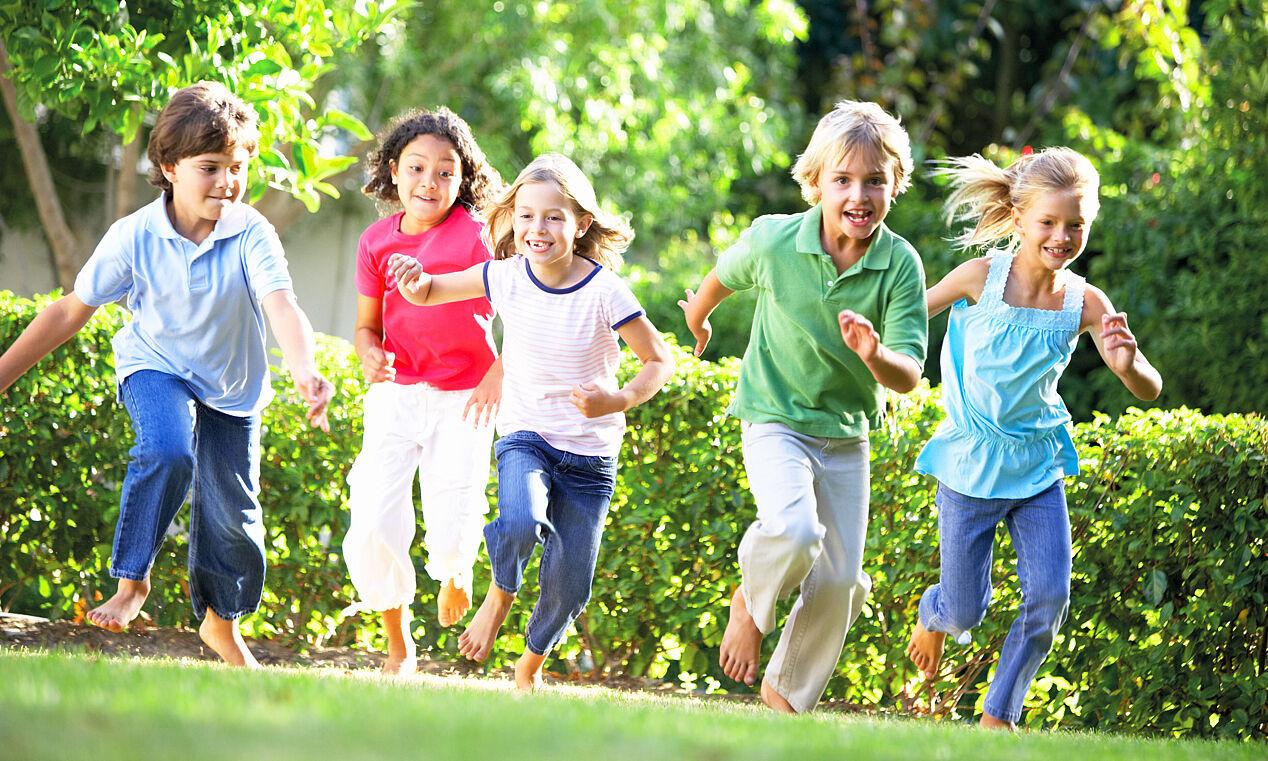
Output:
[0, 292, 98, 394]
[1084, 285, 1162, 401]
[263, 289, 334, 431]
[387, 255, 486, 306]
[677, 268, 734, 357]
[570, 316, 676, 418]
[926, 256, 990, 318]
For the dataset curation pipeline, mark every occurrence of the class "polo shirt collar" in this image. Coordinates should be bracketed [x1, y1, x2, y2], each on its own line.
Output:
[796, 203, 896, 271]
[144, 192, 250, 243]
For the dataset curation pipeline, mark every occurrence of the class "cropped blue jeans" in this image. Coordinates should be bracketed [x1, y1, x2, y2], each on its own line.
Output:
[918, 480, 1072, 724]
[485, 431, 616, 656]
[112, 370, 265, 620]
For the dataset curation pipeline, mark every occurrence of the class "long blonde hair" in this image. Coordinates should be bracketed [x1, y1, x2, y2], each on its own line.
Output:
[939, 147, 1100, 251]
[482, 153, 633, 270]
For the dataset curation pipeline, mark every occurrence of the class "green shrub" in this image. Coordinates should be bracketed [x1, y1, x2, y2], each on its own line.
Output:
[2, 290, 1265, 739]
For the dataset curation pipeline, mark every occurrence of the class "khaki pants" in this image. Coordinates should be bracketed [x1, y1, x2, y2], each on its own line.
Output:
[738, 421, 871, 713]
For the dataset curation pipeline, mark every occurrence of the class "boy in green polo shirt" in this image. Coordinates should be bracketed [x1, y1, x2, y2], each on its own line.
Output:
[679, 100, 927, 713]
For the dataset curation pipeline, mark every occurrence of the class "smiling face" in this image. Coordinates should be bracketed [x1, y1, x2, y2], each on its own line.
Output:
[391, 133, 462, 234]
[1012, 187, 1096, 271]
[815, 147, 898, 257]
[512, 180, 592, 281]
[161, 146, 250, 242]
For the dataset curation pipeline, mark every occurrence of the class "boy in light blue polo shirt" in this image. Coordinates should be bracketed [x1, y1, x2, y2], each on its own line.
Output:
[0, 81, 333, 667]
[680, 100, 927, 713]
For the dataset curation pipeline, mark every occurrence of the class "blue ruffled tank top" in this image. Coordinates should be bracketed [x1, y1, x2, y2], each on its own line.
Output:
[915, 252, 1085, 499]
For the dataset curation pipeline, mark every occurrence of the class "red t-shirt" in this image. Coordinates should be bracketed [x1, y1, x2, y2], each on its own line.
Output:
[354, 207, 496, 389]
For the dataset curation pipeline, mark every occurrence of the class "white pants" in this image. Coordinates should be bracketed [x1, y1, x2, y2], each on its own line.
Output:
[342, 381, 494, 615]
[738, 421, 871, 713]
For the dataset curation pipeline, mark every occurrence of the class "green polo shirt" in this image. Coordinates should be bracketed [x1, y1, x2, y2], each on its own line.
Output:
[716, 205, 928, 438]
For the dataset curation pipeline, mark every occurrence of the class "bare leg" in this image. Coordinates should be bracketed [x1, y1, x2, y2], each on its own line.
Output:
[760, 677, 796, 714]
[198, 608, 260, 668]
[437, 579, 472, 627]
[457, 584, 514, 662]
[86, 577, 151, 632]
[514, 651, 547, 691]
[980, 712, 1017, 731]
[906, 618, 947, 681]
[719, 587, 763, 685]
[381, 605, 417, 676]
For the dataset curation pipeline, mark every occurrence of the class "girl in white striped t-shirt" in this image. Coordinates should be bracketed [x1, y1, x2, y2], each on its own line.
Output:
[388, 153, 675, 690]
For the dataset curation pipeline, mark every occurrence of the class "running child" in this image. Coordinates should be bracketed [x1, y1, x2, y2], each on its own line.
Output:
[0, 81, 333, 667]
[340, 107, 503, 675]
[679, 100, 929, 713]
[387, 152, 674, 690]
[906, 147, 1162, 729]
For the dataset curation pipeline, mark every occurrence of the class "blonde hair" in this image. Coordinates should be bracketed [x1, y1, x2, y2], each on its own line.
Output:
[483, 153, 633, 269]
[939, 147, 1101, 251]
[791, 100, 914, 204]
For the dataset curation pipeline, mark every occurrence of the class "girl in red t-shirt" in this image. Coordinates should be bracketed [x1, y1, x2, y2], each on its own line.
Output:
[341, 107, 503, 675]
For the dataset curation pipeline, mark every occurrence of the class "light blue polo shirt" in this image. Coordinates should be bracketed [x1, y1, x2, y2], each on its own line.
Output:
[74, 193, 294, 415]
[717, 205, 928, 438]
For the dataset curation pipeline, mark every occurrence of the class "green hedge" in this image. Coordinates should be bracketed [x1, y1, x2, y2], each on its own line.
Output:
[2, 291, 1265, 739]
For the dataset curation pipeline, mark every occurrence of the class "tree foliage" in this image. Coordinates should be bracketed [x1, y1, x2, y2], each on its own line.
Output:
[0, 0, 403, 208]
[341, 0, 808, 261]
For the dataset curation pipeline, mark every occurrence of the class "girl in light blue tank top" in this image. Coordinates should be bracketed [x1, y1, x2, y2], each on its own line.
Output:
[905, 148, 1163, 730]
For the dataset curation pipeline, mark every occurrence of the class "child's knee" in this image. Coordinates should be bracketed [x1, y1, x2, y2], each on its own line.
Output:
[487, 512, 544, 551]
[137, 439, 194, 478]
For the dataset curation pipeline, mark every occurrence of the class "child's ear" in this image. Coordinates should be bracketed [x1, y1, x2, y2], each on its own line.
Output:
[388, 159, 399, 184]
[161, 163, 178, 184]
[576, 213, 593, 238]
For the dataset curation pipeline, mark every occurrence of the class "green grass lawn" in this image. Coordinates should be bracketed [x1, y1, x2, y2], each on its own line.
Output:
[0, 649, 1258, 761]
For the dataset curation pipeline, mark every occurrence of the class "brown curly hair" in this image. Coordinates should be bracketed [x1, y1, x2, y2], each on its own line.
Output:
[362, 107, 501, 214]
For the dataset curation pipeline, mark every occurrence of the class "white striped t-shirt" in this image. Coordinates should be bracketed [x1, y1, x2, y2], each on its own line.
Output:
[483, 256, 644, 457]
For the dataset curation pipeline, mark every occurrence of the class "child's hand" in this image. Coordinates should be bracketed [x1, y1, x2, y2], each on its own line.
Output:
[1100, 312, 1140, 375]
[387, 253, 430, 295]
[570, 382, 623, 418]
[463, 370, 502, 428]
[359, 347, 396, 384]
[838, 310, 880, 361]
[677, 288, 713, 357]
[294, 371, 334, 433]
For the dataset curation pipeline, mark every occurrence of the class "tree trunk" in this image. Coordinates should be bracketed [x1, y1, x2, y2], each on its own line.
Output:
[114, 129, 143, 220]
[0, 40, 83, 292]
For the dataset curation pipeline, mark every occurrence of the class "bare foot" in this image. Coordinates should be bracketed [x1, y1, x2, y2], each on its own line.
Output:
[906, 619, 947, 681]
[457, 585, 514, 662]
[514, 651, 547, 691]
[438, 579, 472, 627]
[381, 606, 417, 676]
[980, 712, 1017, 731]
[198, 608, 260, 668]
[760, 678, 796, 714]
[86, 577, 151, 632]
[719, 587, 762, 685]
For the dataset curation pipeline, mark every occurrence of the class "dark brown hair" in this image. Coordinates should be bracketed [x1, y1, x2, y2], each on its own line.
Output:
[146, 81, 260, 193]
[362, 107, 501, 213]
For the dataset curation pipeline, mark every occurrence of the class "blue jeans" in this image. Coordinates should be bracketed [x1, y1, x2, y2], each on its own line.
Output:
[486, 431, 616, 656]
[918, 480, 1071, 724]
[114, 370, 265, 620]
